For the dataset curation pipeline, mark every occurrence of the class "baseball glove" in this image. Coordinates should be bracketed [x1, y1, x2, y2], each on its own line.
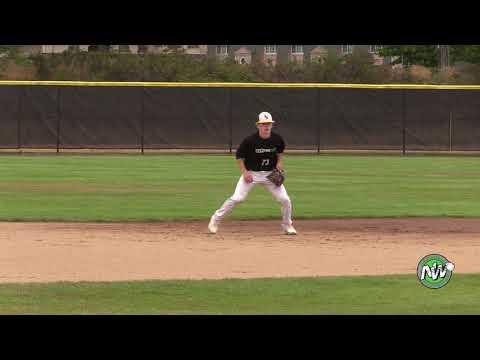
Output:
[267, 169, 285, 187]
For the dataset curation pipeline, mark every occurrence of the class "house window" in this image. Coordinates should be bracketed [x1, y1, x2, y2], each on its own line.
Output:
[265, 45, 277, 54]
[216, 45, 228, 55]
[369, 45, 382, 54]
[291, 45, 304, 54]
[341, 45, 353, 54]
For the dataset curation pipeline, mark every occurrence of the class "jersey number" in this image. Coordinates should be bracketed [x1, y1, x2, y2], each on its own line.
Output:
[262, 159, 270, 166]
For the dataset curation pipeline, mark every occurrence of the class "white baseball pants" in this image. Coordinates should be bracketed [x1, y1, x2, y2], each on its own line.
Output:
[212, 171, 293, 226]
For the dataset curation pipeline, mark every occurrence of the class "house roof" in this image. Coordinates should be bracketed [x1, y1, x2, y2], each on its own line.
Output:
[234, 47, 251, 55]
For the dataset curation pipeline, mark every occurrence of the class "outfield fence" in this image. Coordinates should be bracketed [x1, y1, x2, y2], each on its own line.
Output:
[1, 81, 480, 153]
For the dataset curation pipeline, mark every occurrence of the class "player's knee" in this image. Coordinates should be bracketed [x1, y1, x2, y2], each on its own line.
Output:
[230, 195, 246, 203]
[275, 195, 291, 205]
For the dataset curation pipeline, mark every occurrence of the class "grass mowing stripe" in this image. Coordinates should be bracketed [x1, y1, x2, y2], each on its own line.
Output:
[2, 155, 480, 221]
[0, 274, 479, 314]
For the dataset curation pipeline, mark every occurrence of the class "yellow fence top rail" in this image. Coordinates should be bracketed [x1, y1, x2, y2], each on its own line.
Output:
[1, 81, 480, 90]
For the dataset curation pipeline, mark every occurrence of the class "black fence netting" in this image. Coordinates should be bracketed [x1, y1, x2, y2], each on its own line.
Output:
[1, 83, 480, 152]
[0, 86, 20, 147]
[20, 86, 59, 148]
[60, 86, 142, 148]
[404, 90, 451, 151]
[319, 88, 403, 150]
[449, 90, 480, 151]
[143, 87, 230, 149]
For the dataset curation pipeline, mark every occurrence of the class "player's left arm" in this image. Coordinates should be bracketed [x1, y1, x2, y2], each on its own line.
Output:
[276, 136, 286, 171]
[276, 153, 284, 171]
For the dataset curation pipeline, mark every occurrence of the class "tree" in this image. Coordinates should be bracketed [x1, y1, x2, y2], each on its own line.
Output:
[0, 45, 30, 73]
[379, 45, 439, 67]
[339, 46, 377, 83]
[87, 45, 111, 52]
[450, 45, 480, 64]
[0, 45, 20, 57]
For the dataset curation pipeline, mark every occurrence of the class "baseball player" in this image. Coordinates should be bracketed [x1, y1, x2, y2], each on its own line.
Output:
[208, 111, 297, 235]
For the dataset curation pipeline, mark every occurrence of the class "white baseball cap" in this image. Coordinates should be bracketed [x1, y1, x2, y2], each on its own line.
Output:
[257, 111, 275, 124]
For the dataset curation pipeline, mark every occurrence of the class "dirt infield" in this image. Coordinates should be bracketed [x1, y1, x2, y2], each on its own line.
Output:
[1, 218, 480, 283]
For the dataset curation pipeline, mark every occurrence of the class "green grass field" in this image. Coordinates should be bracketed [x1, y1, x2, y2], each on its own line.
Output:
[2, 154, 480, 221]
[0, 274, 478, 314]
[2, 153, 480, 314]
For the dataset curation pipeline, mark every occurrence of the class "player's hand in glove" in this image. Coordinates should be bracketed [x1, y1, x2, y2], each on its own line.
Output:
[267, 168, 285, 187]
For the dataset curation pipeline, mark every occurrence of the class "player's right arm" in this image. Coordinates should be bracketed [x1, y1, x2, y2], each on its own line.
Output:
[236, 138, 253, 183]
[235, 138, 253, 183]
[237, 159, 253, 183]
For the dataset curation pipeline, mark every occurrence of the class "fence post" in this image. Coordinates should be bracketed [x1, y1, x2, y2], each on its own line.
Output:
[56, 87, 61, 154]
[402, 89, 406, 155]
[17, 86, 24, 151]
[141, 86, 145, 155]
[228, 88, 233, 154]
[449, 92, 454, 152]
[449, 110, 453, 152]
[316, 88, 321, 154]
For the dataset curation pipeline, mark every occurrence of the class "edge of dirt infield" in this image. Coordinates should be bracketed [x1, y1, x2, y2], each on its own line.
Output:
[1, 218, 479, 283]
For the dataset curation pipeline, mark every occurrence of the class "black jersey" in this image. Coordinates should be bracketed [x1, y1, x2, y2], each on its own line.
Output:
[235, 131, 285, 171]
